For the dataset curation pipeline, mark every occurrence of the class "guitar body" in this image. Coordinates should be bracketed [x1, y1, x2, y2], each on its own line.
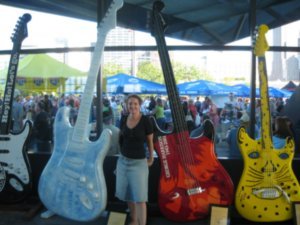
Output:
[151, 1, 233, 221]
[0, 120, 32, 203]
[236, 127, 300, 221]
[154, 120, 234, 221]
[38, 107, 111, 221]
[37, 0, 123, 221]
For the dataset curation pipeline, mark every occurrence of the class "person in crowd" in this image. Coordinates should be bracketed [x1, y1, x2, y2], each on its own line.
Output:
[147, 96, 156, 112]
[255, 98, 262, 128]
[150, 98, 166, 130]
[111, 97, 122, 128]
[103, 110, 120, 156]
[226, 111, 259, 157]
[187, 98, 198, 122]
[58, 93, 65, 107]
[201, 96, 210, 115]
[12, 89, 24, 132]
[207, 97, 219, 129]
[272, 116, 294, 149]
[182, 101, 195, 133]
[68, 98, 78, 126]
[43, 94, 53, 115]
[220, 92, 238, 123]
[116, 94, 154, 225]
[32, 100, 52, 152]
[226, 111, 245, 157]
[194, 96, 202, 114]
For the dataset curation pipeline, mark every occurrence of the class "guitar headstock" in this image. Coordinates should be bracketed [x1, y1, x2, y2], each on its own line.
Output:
[11, 13, 31, 44]
[99, 0, 123, 31]
[254, 24, 269, 57]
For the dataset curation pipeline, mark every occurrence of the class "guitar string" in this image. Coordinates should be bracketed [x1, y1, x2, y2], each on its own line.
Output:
[159, 32, 199, 190]
[154, 14, 198, 190]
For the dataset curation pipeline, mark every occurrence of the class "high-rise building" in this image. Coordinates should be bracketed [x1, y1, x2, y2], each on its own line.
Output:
[270, 27, 283, 80]
[104, 27, 135, 74]
[286, 55, 299, 80]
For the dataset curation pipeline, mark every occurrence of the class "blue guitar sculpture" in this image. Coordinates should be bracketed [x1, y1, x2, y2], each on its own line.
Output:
[38, 0, 123, 221]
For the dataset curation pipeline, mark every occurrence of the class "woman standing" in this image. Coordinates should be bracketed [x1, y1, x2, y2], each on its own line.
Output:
[116, 94, 154, 225]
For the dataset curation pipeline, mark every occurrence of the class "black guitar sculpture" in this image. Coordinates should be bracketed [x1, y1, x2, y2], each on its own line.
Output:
[0, 13, 32, 203]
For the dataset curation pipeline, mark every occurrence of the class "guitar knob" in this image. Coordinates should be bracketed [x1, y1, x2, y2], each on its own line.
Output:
[80, 176, 87, 183]
[93, 192, 100, 200]
[201, 172, 210, 179]
[87, 183, 94, 190]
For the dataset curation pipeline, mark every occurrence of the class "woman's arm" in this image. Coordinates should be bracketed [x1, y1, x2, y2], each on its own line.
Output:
[146, 133, 154, 166]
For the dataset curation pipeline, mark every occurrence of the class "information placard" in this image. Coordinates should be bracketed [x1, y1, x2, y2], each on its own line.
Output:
[293, 202, 300, 225]
[210, 205, 230, 225]
[107, 212, 127, 225]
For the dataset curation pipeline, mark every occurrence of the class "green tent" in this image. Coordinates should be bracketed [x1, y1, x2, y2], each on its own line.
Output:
[0, 54, 87, 93]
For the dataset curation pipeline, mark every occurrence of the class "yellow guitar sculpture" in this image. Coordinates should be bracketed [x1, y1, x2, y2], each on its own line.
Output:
[235, 24, 300, 222]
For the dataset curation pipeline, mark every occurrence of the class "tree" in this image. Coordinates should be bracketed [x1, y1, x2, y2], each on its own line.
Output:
[137, 61, 164, 83]
[172, 61, 213, 83]
[103, 62, 130, 77]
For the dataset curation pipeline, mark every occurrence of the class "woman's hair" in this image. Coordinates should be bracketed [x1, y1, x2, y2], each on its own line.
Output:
[273, 116, 293, 138]
[126, 94, 143, 106]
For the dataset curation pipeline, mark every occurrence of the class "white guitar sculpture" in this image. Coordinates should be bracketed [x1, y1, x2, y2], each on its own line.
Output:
[38, 0, 123, 221]
[0, 13, 32, 203]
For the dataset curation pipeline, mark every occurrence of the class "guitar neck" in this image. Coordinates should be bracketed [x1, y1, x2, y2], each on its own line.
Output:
[72, 0, 123, 142]
[0, 14, 31, 135]
[258, 56, 272, 150]
[72, 31, 106, 142]
[152, 1, 186, 133]
[0, 50, 21, 134]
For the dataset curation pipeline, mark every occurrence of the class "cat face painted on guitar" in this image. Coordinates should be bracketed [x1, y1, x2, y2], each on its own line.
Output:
[235, 24, 300, 222]
[151, 1, 234, 221]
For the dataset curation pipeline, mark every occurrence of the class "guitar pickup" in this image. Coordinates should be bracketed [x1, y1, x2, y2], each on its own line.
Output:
[0, 162, 8, 167]
[0, 137, 10, 141]
[187, 187, 205, 195]
[0, 149, 9, 154]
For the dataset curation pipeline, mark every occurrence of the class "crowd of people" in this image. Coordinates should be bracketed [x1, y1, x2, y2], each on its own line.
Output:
[0, 90, 292, 156]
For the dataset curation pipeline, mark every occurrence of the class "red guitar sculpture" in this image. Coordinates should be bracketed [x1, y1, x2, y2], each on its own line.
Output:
[151, 1, 234, 222]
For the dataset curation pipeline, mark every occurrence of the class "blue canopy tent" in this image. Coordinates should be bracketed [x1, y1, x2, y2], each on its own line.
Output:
[256, 87, 293, 98]
[231, 84, 251, 97]
[177, 80, 232, 96]
[105, 73, 166, 94]
[231, 84, 292, 98]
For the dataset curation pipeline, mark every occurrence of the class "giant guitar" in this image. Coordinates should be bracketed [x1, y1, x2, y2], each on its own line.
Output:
[235, 24, 300, 222]
[0, 14, 32, 203]
[38, 0, 123, 221]
[151, 1, 234, 222]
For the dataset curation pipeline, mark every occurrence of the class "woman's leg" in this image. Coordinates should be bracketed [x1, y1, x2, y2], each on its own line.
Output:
[128, 202, 137, 225]
[136, 202, 147, 225]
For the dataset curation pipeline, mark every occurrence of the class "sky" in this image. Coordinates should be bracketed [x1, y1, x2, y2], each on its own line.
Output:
[0, 4, 299, 83]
